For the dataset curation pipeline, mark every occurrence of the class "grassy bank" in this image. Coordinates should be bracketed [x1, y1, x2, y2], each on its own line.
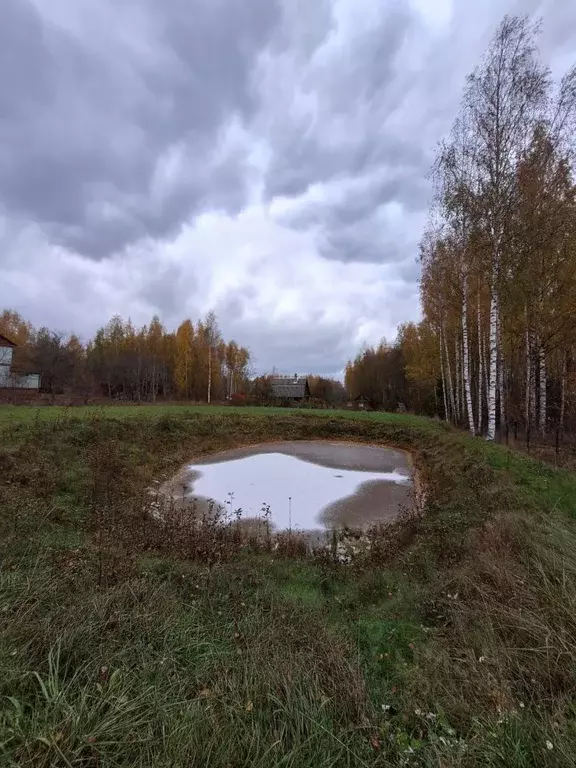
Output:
[0, 403, 437, 430]
[1, 409, 576, 766]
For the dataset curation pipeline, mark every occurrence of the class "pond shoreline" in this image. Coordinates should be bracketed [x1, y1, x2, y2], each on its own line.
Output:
[154, 439, 421, 532]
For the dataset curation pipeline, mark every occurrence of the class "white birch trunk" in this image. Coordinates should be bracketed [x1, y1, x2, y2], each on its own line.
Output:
[477, 293, 484, 435]
[482, 333, 489, 409]
[444, 327, 456, 422]
[538, 339, 546, 435]
[525, 318, 532, 431]
[455, 336, 461, 423]
[461, 282, 475, 434]
[486, 290, 498, 441]
[440, 328, 449, 421]
[480, 315, 489, 414]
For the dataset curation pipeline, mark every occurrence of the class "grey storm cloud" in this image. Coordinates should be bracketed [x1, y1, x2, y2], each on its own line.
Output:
[258, 2, 442, 266]
[263, 5, 420, 198]
[259, 0, 576, 268]
[278, 173, 429, 263]
[0, 0, 281, 258]
[1, 0, 575, 375]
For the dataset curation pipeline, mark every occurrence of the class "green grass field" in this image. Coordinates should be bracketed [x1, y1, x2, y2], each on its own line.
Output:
[0, 403, 440, 429]
[2, 407, 576, 766]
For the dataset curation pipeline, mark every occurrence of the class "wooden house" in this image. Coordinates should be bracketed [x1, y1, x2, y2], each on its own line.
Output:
[270, 374, 310, 401]
[0, 333, 40, 391]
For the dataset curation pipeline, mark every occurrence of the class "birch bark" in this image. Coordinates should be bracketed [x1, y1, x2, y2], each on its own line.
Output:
[444, 327, 456, 421]
[455, 336, 461, 423]
[440, 327, 449, 421]
[486, 287, 499, 441]
[462, 277, 475, 433]
[538, 339, 546, 435]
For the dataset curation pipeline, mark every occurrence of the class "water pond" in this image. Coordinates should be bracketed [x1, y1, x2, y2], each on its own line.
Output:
[166, 441, 414, 535]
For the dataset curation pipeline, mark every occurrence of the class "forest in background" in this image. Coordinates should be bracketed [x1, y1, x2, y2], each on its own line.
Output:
[0, 308, 346, 406]
[348, 16, 576, 439]
[0, 308, 251, 403]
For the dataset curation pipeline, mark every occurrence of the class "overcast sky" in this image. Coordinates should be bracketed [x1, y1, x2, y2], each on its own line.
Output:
[1, 0, 574, 376]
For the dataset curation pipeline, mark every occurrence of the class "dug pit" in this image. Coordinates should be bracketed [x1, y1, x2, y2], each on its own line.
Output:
[157, 441, 415, 538]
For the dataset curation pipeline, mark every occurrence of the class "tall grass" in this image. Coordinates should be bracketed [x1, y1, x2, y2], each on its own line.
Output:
[1, 559, 381, 767]
[2, 411, 576, 765]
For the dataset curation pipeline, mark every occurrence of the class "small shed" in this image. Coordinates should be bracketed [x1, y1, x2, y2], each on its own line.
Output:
[355, 395, 370, 410]
[270, 374, 310, 401]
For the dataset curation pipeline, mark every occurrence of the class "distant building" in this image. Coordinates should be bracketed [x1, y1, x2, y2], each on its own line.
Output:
[346, 395, 370, 410]
[270, 374, 310, 401]
[0, 333, 40, 390]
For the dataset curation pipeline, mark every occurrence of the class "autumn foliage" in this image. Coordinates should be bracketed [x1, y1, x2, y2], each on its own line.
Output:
[416, 18, 576, 438]
[346, 17, 576, 438]
[0, 308, 251, 402]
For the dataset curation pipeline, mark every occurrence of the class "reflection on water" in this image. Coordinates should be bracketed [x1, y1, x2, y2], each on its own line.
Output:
[187, 451, 412, 532]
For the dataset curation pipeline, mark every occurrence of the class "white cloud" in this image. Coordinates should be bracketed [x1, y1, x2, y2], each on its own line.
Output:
[1, 0, 574, 376]
[0, 205, 419, 375]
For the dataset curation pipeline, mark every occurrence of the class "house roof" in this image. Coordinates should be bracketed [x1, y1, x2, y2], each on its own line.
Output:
[270, 376, 309, 399]
[0, 332, 17, 348]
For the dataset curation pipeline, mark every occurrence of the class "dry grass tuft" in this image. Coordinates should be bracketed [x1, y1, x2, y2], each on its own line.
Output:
[2, 409, 576, 765]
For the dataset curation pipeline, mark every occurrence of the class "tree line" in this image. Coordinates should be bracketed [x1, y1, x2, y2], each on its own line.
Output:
[0, 309, 347, 407]
[0, 308, 251, 403]
[345, 343, 407, 411]
[347, 16, 576, 439]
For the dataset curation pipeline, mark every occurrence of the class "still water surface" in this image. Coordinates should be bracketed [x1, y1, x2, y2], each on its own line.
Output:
[184, 442, 413, 533]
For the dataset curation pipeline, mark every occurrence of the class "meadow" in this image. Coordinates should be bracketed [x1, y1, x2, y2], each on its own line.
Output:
[1, 405, 576, 766]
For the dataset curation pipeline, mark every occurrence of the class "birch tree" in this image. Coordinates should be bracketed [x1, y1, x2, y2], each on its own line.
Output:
[464, 16, 549, 439]
[435, 116, 479, 433]
[203, 311, 221, 405]
[413, 16, 576, 441]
